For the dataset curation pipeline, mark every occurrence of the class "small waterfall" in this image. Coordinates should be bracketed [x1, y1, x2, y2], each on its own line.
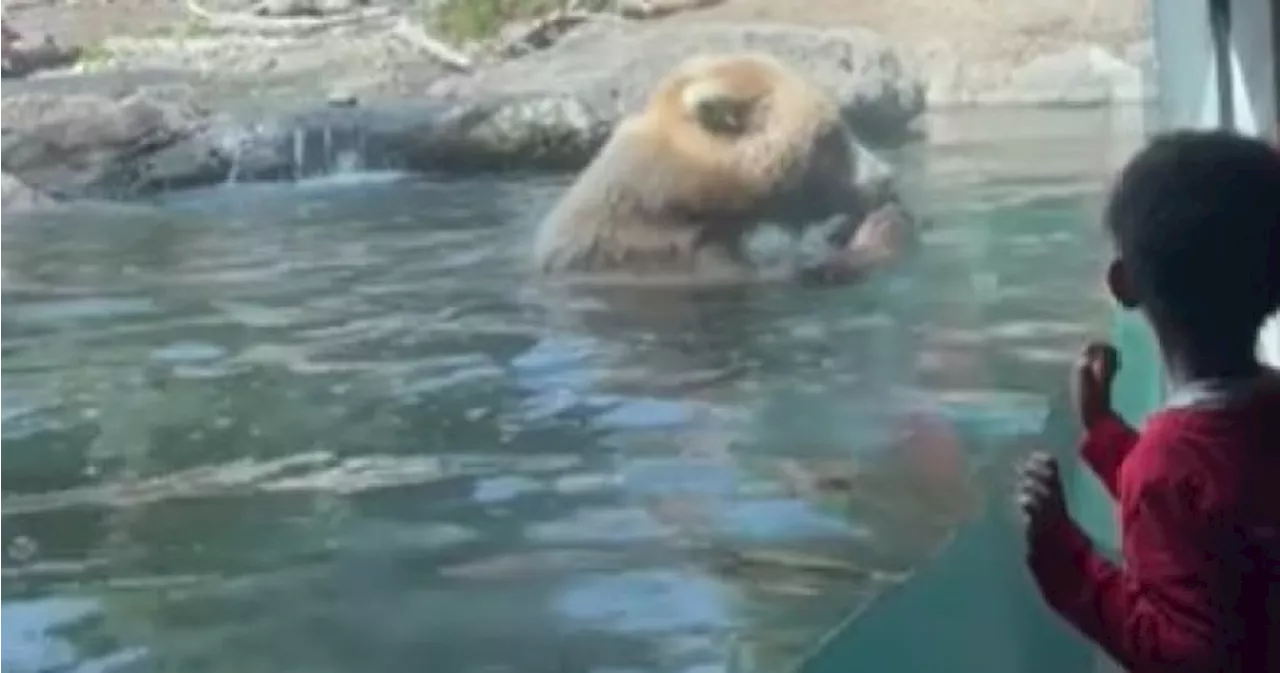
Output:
[217, 125, 256, 186]
[286, 121, 375, 181]
[218, 122, 294, 187]
[291, 127, 306, 181]
[216, 107, 402, 188]
[225, 134, 245, 185]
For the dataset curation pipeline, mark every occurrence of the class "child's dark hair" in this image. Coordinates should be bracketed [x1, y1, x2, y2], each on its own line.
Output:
[1104, 130, 1280, 351]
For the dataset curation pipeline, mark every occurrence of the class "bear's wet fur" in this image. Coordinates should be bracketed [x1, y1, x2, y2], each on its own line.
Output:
[532, 52, 900, 282]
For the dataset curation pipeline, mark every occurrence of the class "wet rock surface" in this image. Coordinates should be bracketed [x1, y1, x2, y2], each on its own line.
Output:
[1, 21, 925, 200]
[1, 88, 209, 199]
[0, 7, 1150, 205]
[0, 89, 614, 197]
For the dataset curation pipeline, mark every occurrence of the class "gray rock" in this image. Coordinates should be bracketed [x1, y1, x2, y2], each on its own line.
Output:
[394, 94, 608, 172]
[252, 0, 366, 17]
[315, 0, 369, 14]
[2, 172, 56, 212]
[153, 106, 406, 185]
[137, 114, 330, 189]
[907, 39, 1156, 109]
[615, 0, 725, 20]
[1, 34, 82, 80]
[193, 95, 606, 178]
[0, 23, 925, 200]
[428, 22, 926, 144]
[1, 90, 209, 198]
[132, 129, 233, 191]
[984, 44, 1146, 107]
[327, 90, 360, 108]
[253, 0, 322, 17]
[217, 125, 297, 181]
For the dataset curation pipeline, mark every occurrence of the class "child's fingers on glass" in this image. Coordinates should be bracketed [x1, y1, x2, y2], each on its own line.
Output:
[1018, 453, 1058, 479]
[1021, 451, 1054, 467]
[1019, 479, 1053, 501]
[1080, 341, 1120, 382]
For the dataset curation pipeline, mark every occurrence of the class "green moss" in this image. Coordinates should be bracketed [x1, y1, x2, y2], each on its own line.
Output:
[77, 41, 116, 65]
[174, 15, 215, 38]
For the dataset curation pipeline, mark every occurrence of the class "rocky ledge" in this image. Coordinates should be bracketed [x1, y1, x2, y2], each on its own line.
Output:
[2, 22, 924, 209]
[425, 22, 926, 143]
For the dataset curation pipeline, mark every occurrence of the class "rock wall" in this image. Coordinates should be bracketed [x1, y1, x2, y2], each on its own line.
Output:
[427, 22, 927, 142]
[662, 0, 1153, 108]
[0, 23, 927, 202]
[7, 0, 1153, 111]
[0, 0, 1159, 206]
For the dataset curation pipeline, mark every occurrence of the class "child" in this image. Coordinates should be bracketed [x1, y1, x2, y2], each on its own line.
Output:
[1017, 130, 1280, 673]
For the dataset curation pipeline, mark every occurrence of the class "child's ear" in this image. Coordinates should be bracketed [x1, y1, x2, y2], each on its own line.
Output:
[1106, 258, 1140, 309]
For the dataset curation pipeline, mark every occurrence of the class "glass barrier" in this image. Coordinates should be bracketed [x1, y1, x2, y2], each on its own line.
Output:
[801, 1, 1280, 672]
[795, 308, 1163, 673]
[792, 117, 1145, 673]
[7, 1, 1272, 672]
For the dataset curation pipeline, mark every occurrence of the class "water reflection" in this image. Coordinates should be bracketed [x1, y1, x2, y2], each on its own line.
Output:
[2, 108, 1138, 673]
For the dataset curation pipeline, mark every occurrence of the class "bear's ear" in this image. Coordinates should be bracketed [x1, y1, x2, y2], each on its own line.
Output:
[682, 81, 754, 136]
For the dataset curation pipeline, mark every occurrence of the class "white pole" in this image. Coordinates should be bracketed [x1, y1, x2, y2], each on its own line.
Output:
[1153, 0, 1279, 367]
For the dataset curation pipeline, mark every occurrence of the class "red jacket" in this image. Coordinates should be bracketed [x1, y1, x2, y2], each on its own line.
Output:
[1028, 386, 1280, 673]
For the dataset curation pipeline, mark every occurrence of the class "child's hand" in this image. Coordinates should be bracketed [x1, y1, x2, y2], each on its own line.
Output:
[1016, 452, 1069, 539]
[1072, 342, 1120, 432]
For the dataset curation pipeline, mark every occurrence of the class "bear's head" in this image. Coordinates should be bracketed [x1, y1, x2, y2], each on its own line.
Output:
[634, 52, 897, 237]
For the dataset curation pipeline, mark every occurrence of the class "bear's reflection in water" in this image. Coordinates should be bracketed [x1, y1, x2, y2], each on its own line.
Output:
[522, 258, 981, 612]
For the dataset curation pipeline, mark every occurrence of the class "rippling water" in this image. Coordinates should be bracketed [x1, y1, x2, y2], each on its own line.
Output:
[2, 108, 1143, 673]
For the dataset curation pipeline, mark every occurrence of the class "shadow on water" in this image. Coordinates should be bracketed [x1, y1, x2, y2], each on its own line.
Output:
[2, 107, 1141, 673]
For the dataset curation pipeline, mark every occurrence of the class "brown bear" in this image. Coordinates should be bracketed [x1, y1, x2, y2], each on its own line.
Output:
[531, 52, 916, 285]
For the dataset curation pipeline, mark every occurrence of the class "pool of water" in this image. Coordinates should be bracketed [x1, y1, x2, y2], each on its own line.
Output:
[1, 107, 1142, 673]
